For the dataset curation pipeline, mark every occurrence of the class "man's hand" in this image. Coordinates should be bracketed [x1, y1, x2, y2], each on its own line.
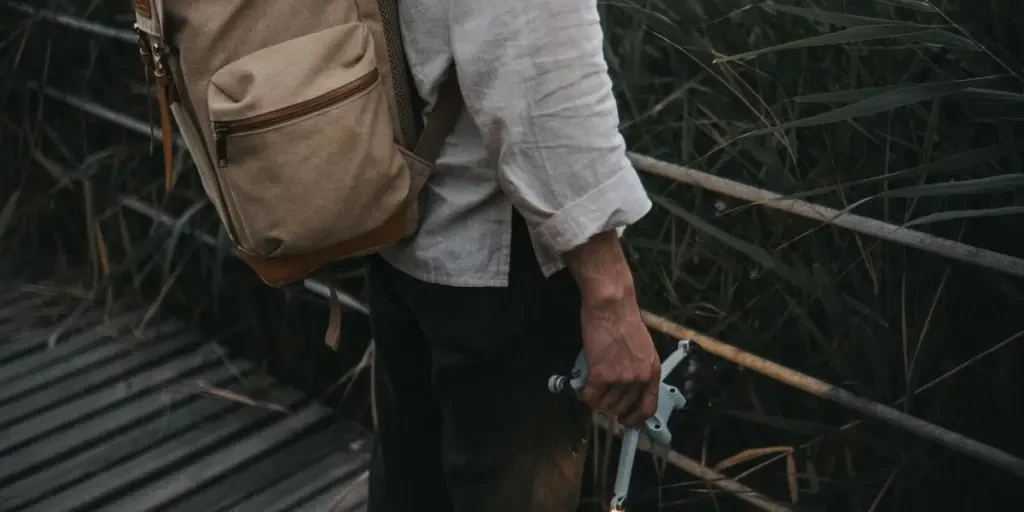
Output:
[565, 231, 660, 427]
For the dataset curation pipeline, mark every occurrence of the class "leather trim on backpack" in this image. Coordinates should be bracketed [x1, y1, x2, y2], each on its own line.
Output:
[134, 0, 152, 18]
[238, 203, 410, 286]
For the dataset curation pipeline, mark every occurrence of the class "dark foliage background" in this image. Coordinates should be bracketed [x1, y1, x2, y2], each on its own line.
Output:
[3, 0, 1023, 510]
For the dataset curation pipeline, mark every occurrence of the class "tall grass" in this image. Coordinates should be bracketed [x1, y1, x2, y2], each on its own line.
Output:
[600, 0, 1024, 509]
[2, 0, 1023, 510]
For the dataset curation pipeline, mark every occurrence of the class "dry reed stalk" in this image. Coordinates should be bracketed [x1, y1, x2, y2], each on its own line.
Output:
[628, 152, 1024, 279]
[641, 310, 1024, 477]
[591, 414, 793, 512]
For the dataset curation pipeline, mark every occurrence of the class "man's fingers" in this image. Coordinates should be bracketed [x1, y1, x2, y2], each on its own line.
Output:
[615, 384, 647, 426]
[640, 382, 660, 418]
[579, 380, 640, 418]
[611, 387, 642, 420]
[578, 361, 661, 421]
[596, 387, 625, 415]
[577, 381, 607, 409]
[621, 382, 659, 427]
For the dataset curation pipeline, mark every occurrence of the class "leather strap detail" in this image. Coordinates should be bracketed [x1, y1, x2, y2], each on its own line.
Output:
[155, 73, 174, 192]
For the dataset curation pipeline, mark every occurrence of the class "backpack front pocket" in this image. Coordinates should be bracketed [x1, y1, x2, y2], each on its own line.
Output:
[207, 22, 410, 258]
[212, 69, 379, 169]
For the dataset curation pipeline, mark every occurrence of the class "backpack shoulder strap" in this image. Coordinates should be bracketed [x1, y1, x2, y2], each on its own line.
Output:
[376, 0, 461, 165]
[413, 69, 463, 165]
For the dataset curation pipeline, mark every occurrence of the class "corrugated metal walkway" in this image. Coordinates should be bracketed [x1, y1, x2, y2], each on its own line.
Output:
[0, 281, 371, 512]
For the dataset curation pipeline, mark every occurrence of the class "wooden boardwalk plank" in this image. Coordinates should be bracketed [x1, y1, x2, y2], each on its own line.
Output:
[0, 362, 253, 486]
[164, 424, 354, 512]
[0, 295, 51, 322]
[0, 322, 191, 416]
[0, 286, 370, 512]
[228, 444, 370, 512]
[0, 307, 147, 367]
[0, 306, 149, 386]
[101, 403, 332, 511]
[0, 394, 242, 510]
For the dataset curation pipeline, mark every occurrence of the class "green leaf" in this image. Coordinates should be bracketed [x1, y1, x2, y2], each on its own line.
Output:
[879, 140, 1024, 181]
[958, 88, 1024, 103]
[765, 4, 908, 27]
[877, 0, 935, 12]
[650, 195, 820, 296]
[859, 174, 1024, 205]
[734, 140, 1023, 215]
[825, 174, 1024, 223]
[741, 76, 1005, 136]
[904, 206, 1024, 228]
[762, 4, 979, 51]
[795, 86, 1024, 105]
[794, 86, 906, 104]
[894, 174, 1024, 196]
[715, 25, 950, 64]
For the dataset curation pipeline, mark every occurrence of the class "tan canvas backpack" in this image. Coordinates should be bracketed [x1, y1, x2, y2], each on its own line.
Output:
[131, 0, 462, 287]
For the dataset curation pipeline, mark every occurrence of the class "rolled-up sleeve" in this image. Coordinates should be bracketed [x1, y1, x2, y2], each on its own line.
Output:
[448, 0, 652, 255]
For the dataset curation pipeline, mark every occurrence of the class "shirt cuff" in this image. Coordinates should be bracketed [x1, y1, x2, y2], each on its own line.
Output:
[530, 165, 652, 256]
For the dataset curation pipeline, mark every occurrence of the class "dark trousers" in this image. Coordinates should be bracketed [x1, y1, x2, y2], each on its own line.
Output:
[366, 215, 592, 512]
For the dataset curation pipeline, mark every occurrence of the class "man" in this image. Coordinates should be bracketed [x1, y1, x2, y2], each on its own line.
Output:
[366, 0, 661, 510]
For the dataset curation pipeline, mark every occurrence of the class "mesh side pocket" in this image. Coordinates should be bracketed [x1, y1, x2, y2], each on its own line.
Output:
[378, 0, 421, 146]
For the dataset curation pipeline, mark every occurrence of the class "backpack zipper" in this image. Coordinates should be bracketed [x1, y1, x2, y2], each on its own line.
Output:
[213, 69, 379, 169]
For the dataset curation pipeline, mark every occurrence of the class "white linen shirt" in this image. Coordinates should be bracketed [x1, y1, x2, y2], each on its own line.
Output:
[379, 0, 653, 287]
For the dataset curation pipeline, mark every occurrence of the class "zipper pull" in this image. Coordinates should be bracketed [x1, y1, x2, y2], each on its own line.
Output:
[215, 125, 229, 168]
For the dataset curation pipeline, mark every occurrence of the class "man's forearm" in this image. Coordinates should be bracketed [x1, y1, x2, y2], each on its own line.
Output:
[564, 231, 637, 305]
